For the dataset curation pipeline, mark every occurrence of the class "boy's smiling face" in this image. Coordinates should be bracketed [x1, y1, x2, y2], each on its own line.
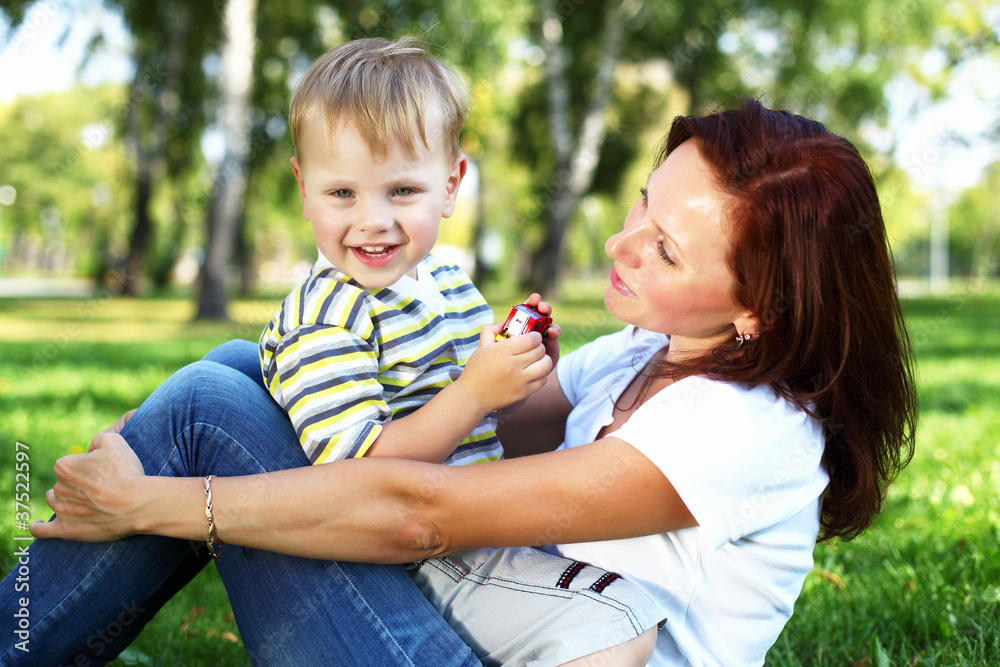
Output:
[291, 115, 466, 288]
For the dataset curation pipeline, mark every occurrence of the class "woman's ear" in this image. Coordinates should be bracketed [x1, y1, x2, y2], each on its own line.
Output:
[732, 311, 762, 338]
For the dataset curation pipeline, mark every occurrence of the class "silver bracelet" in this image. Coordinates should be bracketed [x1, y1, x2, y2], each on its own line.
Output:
[204, 475, 224, 561]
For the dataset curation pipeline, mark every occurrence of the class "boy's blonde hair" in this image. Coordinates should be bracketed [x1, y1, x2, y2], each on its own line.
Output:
[289, 37, 468, 162]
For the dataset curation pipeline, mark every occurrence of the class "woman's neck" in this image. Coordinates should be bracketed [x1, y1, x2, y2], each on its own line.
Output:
[662, 331, 731, 364]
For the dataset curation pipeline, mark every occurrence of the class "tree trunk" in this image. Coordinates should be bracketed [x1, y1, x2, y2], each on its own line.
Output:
[122, 5, 186, 296]
[121, 50, 156, 297]
[528, 0, 627, 295]
[470, 159, 490, 284]
[971, 227, 998, 280]
[196, 0, 257, 319]
[124, 168, 154, 295]
[236, 208, 255, 297]
[152, 192, 188, 289]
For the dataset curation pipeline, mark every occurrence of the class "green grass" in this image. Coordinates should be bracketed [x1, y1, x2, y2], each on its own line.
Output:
[769, 294, 1000, 667]
[0, 287, 997, 665]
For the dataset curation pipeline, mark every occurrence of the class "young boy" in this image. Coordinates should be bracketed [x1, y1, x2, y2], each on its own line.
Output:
[259, 37, 663, 666]
[259, 36, 547, 467]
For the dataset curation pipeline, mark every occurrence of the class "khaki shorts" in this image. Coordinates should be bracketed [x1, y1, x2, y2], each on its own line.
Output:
[408, 547, 666, 666]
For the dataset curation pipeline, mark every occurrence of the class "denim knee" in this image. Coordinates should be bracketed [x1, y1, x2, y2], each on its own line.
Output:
[127, 358, 307, 476]
[201, 338, 263, 387]
[153, 359, 264, 425]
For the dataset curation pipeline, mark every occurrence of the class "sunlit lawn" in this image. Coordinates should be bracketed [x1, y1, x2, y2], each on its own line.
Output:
[0, 284, 997, 665]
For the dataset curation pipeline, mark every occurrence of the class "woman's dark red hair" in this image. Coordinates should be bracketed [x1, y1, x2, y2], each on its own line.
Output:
[655, 98, 917, 541]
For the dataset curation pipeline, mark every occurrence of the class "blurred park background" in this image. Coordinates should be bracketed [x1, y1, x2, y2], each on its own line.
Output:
[0, 0, 998, 664]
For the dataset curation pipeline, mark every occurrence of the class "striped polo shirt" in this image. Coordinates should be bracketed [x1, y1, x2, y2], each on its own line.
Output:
[259, 254, 502, 466]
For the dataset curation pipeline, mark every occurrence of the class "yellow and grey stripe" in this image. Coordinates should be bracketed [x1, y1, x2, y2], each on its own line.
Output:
[259, 255, 501, 466]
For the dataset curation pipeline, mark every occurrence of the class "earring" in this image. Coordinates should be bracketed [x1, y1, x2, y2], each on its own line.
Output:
[735, 331, 757, 348]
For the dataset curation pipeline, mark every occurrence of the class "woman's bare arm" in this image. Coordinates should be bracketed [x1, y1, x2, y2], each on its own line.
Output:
[32, 431, 694, 563]
[414, 438, 696, 554]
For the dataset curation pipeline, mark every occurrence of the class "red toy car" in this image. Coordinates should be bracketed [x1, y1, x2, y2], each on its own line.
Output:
[496, 304, 553, 342]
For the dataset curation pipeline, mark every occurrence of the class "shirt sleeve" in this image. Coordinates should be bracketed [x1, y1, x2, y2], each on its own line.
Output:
[265, 323, 389, 464]
[614, 376, 828, 549]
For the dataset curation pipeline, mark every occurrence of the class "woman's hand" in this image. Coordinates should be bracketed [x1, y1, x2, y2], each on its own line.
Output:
[30, 431, 148, 542]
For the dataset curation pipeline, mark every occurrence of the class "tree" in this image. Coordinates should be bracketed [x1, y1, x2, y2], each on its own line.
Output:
[120, 4, 182, 294]
[239, 0, 531, 293]
[949, 161, 1000, 278]
[511, 0, 1000, 295]
[7, 0, 994, 300]
[3, 0, 531, 305]
[196, 0, 258, 319]
[116, 0, 219, 295]
[526, 0, 630, 294]
[0, 86, 132, 279]
[198, 0, 525, 315]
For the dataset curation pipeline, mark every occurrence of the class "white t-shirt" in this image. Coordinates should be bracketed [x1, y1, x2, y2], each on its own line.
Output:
[553, 326, 829, 667]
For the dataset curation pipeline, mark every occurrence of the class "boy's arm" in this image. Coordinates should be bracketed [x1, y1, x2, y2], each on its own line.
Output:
[267, 324, 390, 463]
[363, 326, 551, 462]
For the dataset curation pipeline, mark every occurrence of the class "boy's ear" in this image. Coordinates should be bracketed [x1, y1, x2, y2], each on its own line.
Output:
[290, 156, 310, 221]
[441, 154, 469, 219]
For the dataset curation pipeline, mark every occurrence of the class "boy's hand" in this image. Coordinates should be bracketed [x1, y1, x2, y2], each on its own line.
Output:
[521, 293, 561, 368]
[460, 328, 551, 414]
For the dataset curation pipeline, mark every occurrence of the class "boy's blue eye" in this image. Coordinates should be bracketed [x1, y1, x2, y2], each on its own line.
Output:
[393, 187, 414, 196]
[332, 189, 352, 198]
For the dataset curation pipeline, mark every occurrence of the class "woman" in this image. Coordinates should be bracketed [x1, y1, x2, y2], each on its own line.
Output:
[5, 98, 916, 666]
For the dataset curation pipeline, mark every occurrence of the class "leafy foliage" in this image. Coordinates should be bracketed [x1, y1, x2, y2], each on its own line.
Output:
[0, 0, 997, 295]
[0, 85, 132, 279]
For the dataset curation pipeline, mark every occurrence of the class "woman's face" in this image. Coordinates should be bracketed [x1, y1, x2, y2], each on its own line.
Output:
[604, 139, 753, 358]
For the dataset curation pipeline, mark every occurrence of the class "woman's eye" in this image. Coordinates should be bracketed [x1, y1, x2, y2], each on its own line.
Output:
[639, 186, 648, 206]
[657, 240, 676, 266]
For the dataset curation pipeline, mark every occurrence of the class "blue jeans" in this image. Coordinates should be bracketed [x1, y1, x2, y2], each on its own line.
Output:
[0, 340, 481, 667]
